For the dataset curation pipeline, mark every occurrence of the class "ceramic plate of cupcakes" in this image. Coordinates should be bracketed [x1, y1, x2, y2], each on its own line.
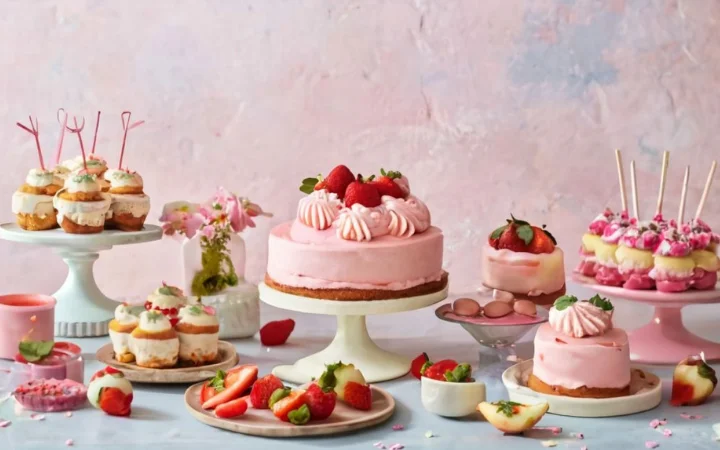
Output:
[96, 283, 239, 383]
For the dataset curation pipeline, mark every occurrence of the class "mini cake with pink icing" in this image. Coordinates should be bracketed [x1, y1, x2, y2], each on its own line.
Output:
[682, 219, 720, 290]
[529, 295, 631, 399]
[615, 217, 663, 290]
[649, 227, 717, 293]
[266, 165, 447, 300]
[576, 209, 614, 277]
[594, 212, 633, 287]
[481, 216, 565, 306]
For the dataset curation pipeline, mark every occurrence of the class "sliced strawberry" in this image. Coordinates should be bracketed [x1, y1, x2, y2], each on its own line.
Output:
[260, 319, 295, 346]
[215, 396, 249, 419]
[422, 359, 458, 381]
[410, 353, 431, 379]
[201, 382, 219, 404]
[202, 365, 258, 410]
[305, 383, 337, 420]
[99, 387, 133, 417]
[369, 169, 406, 198]
[344, 175, 382, 208]
[343, 381, 372, 411]
[271, 390, 308, 422]
[225, 365, 258, 389]
[250, 374, 285, 409]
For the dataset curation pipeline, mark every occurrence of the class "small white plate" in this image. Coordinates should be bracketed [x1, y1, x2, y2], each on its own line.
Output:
[502, 359, 662, 417]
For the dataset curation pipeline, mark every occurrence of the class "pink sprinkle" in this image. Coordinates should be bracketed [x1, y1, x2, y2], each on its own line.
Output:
[30, 413, 45, 421]
[580, 447, 588, 450]
[658, 419, 667, 425]
[389, 445, 404, 450]
[551, 427, 561, 435]
[663, 429, 672, 437]
[65, 439, 74, 447]
[680, 413, 703, 420]
[373, 443, 384, 449]
[65, 412, 73, 418]
[572, 432, 584, 439]
[392, 424, 404, 431]
[0, 420, 11, 428]
[645, 441, 659, 449]
[649, 419, 660, 428]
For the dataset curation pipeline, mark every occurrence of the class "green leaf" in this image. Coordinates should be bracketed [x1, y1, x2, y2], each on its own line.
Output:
[553, 295, 578, 311]
[420, 360, 434, 376]
[302, 177, 319, 185]
[209, 370, 226, 392]
[288, 404, 311, 425]
[490, 225, 507, 240]
[516, 224, 535, 245]
[444, 363, 472, 383]
[18, 340, 54, 363]
[494, 400, 522, 418]
[268, 387, 291, 409]
[317, 361, 343, 389]
[698, 361, 718, 385]
[588, 294, 614, 311]
[509, 214, 530, 226]
[158, 286, 176, 296]
[299, 177, 319, 194]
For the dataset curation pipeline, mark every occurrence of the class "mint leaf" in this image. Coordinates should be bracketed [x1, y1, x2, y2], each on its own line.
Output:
[698, 362, 718, 385]
[268, 387, 291, 409]
[490, 225, 507, 240]
[288, 404, 311, 425]
[444, 363, 472, 383]
[494, 400, 522, 418]
[554, 295, 578, 311]
[18, 340, 54, 363]
[516, 224, 534, 245]
[209, 370, 226, 392]
[299, 177, 319, 194]
[588, 294, 614, 311]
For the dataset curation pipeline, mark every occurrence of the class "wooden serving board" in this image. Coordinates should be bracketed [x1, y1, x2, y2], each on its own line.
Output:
[184, 381, 395, 437]
[96, 341, 239, 384]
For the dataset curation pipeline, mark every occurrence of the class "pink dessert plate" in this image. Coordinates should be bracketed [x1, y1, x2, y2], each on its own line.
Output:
[503, 359, 662, 418]
[573, 273, 720, 364]
[96, 341, 238, 384]
[184, 382, 395, 437]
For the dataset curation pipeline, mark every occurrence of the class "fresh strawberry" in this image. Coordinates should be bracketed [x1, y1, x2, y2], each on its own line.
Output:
[300, 165, 355, 199]
[410, 353, 431, 379]
[225, 364, 258, 389]
[271, 389, 308, 422]
[98, 387, 133, 417]
[199, 370, 227, 403]
[305, 383, 337, 420]
[250, 374, 285, 409]
[526, 225, 556, 254]
[422, 359, 459, 381]
[488, 215, 556, 254]
[215, 396, 249, 419]
[369, 168, 406, 198]
[202, 365, 259, 410]
[343, 381, 372, 411]
[670, 355, 717, 406]
[344, 175, 382, 208]
[201, 382, 219, 404]
[260, 319, 296, 346]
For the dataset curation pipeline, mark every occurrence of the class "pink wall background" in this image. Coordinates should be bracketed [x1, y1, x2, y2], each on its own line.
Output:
[0, 0, 718, 298]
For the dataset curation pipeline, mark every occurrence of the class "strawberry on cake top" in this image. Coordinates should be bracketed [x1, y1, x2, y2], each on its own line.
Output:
[266, 165, 447, 300]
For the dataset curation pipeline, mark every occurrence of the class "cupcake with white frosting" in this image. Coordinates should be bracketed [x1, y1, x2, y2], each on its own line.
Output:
[12, 168, 63, 231]
[129, 311, 179, 368]
[104, 169, 150, 231]
[53, 173, 111, 234]
[144, 284, 188, 327]
[108, 303, 140, 363]
[176, 304, 220, 365]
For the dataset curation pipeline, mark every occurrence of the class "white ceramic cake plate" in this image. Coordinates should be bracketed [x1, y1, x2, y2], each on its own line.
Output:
[96, 340, 239, 383]
[259, 282, 448, 384]
[0, 223, 162, 337]
[574, 273, 720, 364]
[185, 381, 395, 437]
[503, 359, 662, 417]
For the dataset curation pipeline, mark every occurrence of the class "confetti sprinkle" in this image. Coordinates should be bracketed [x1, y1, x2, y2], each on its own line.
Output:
[425, 430, 434, 438]
[65, 412, 72, 418]
[30, 414, 45, 421]
[663, 429, 672, 437]
[541, 441, 557, 448]
[65, 439, 73, 447]
[571, 432, 584, 439]
[388, 445, 404, 450]
[681, 413, 703, 420]
[373, 443, 385, 449]
[650, 420, 660, 429]
[645, 441, 659, 449]
[580, 447, 588, 450]
[392, 424, 404, 431]
[0, 420, 11, 428]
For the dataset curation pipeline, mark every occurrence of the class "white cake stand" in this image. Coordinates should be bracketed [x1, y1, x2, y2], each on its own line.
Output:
[259, 282, 448, 384]
[0, 223, 162, 337]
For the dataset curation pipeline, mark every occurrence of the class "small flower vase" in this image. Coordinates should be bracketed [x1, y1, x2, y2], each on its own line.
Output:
[181, 233, 260, 339]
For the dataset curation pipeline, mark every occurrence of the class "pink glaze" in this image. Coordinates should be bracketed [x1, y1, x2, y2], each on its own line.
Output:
[481, 244, 565, 295]
[532, 323, 631, 390]
[622, 271, 655, 290]
[13, 379, 87, 412]
[0, 295, 55, 360]
[575, 258, 597, 277]
[266, 221, 444, 290]
[619, 224, 661, 252]
[595, 266, 624, 287]
[655, 269, 718, 292]
[655, 228, 692, 257]
[443, 310, 544, 325]
[587, 209, 614, 235]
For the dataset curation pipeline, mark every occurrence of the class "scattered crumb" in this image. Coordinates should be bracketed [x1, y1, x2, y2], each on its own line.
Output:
[663, 429, 672, 437]
[65, 439, 73, 447]
[645, 441, 659, 449]
[65, 412, 72, 418]
[388, 445, 404, 450]
[392, 424, 404, 431]
[681, 413, 703, 420]
[0, 420, 11, 428]
[541, 441, 557, 448]
[658, 419, 667, 426]
[30, 414, 45, 421]
[266, 348, 270, 352]
[425, 430, 434, 438]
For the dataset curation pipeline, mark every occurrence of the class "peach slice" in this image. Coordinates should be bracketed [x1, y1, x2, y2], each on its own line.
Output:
[477, 400, 549, 434]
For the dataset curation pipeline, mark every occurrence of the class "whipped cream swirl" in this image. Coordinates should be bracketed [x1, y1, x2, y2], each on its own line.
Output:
[25, 168, 55, 187]
[549, 299, 613, 338]
[114, 303, 140, 326]
[336, 204, 391, 242]
[297, 189, 341, 230]
[105, 169, 144, 188]
[383, 195, 431, 238]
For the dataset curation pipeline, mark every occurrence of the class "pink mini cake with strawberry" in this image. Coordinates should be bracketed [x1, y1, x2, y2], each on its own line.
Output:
[576, 209, 614, 276]
[529, 295, 631, 399]
[266, 165, 447, 300]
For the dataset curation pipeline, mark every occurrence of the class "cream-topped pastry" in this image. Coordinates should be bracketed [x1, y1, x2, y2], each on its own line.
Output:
[594, 212, 632, 286]
[144, 284, 188, 326]
[615, 219, 662, 290]
[650, 228, 698, 292]
[104, 169, 150, 231]
[530, 295, 630, 398]
[175, 304, 220, 365]
[12, 168, 62, 231]
[576, 209, 614, 276]
[53, 173, 111, 234]
[108, 303, 140, 363]
[129, 311, 179, 368]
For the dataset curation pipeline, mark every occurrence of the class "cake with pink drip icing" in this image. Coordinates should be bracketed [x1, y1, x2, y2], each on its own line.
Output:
[528, 295, 631, 399]
[265, 165, 447, 300]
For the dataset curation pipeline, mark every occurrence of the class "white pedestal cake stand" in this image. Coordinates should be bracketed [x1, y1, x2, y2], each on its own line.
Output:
[259, 282, 448, 384]
[0, 223, 162, 337]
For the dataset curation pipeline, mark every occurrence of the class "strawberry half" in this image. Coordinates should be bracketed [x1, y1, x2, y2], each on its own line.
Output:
[300, 165, 355, 199]
[202, 365, 259, 410]
[344, 174, 382, 208]
[271, 389, 308, 422]
[410, 353, 431, 379]
[305, 383, 337, 420]
[260, 319, 296, 346]
[369, 168, 406, 198]
[488, 215, 557, 254]
[422, 359, 458, 381]
[98, 387, 133, 417]
[343, 381, 372, 411]
[250, 374, 285, 409]
[215, 396, 249, 419]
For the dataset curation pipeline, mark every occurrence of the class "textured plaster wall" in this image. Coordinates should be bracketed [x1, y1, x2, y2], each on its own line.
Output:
[0, 0, 718, 298]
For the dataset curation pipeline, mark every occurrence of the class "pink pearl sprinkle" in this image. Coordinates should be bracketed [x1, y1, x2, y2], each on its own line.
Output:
[663, 429, 672, 437]
[645, 441, 659, 449]
[649, 419, 660, 429]
[680, 413, 703, 420]
[30, 414, 45, 421]
[0, 420, 11, 428]
[573, 432, 584, 439]
[392, 424, 404, 431]
[65, 412, 73, 418]
[66, 439, 74, 447]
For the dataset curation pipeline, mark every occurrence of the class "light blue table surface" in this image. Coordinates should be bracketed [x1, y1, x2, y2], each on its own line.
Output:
[2, 282, 720, 450]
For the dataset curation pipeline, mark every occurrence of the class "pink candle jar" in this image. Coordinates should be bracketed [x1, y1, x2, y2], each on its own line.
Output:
[0, 294, 55, 360]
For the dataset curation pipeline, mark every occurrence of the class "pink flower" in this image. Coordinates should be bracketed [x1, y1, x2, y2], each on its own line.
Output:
[200, 225, 216, 240]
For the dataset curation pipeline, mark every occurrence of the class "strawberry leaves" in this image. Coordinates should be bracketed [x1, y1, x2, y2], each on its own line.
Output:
[588, 294, 614, 311]
[18, 340, 54, 362]
[379, 168, 402, 179]
[516, 224, 534, 245]
[299, 176, 320, 194]
[491, 215, 534, 245]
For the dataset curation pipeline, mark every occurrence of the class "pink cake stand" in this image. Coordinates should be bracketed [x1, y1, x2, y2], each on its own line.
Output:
[573, 273, 720, 364]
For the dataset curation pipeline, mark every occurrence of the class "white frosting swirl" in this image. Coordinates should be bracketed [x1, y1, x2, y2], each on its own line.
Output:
[138, 310, 172, 332]
[114, 304, 140, 326]
[12, 192, 54, 216]
[383, 195, 431, 238]
[105, 169, 144, 189]
[336, 204, 391, 242]
[53, 191, 111, 226]
[25, 168, 55, 187]
[297, 189, 341, 230]
[549, 301, 612, 338]
[64, 174, 101, 193]
[178, 305, 219, 327]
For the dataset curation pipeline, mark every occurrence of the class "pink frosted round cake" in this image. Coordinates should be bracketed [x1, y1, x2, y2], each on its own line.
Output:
[266, 165, 447, 300]
[529, 295, 630, 398]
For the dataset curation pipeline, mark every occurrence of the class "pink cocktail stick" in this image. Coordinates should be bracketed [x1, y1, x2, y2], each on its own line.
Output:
[55, 108, 68, 165]
[65, 117, 87, 171]
[90, 111, 101, 154]
[17, 115, 44, 171]
[118, 111, 145, 169]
